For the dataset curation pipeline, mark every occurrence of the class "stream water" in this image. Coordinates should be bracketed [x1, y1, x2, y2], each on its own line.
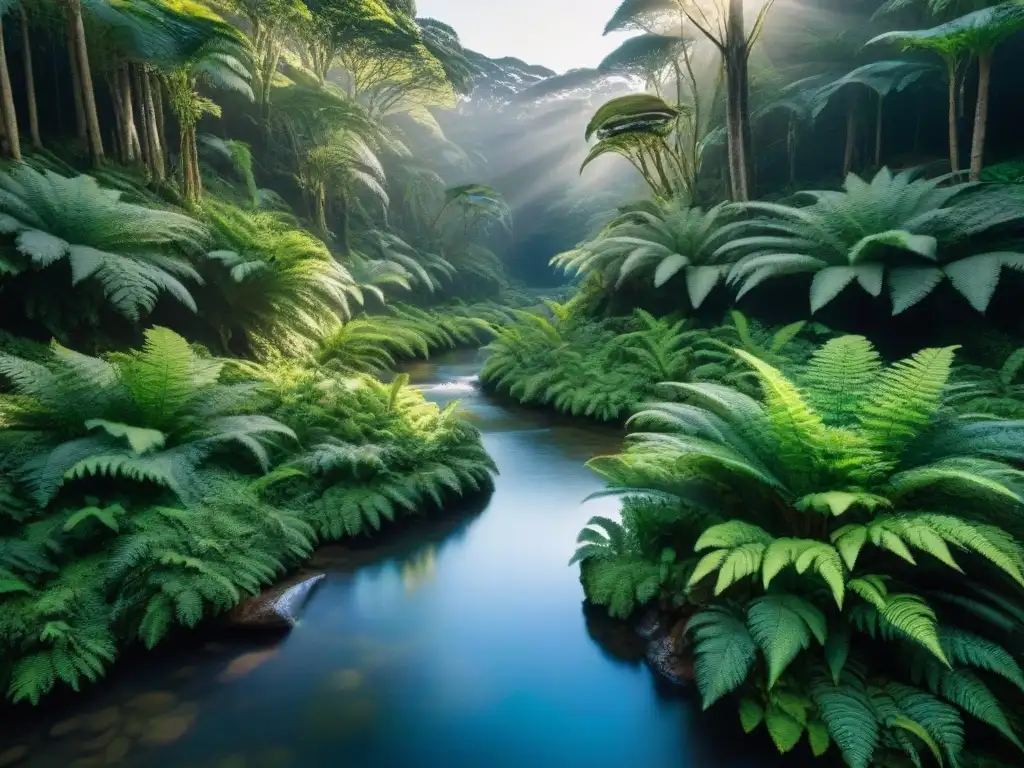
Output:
[1, 349, 779, 768]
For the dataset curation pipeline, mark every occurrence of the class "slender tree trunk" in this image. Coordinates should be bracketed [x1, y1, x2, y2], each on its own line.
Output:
[142, 71, 164, 180]
[180, 125, 195, 204]
[969, 52, 991, 182]
[336, 189, 350, 255]
[722, 0, 751, 201]
[150, 72, 167, 171]
[65, 8, 87, 146]
[0, 21, 20, 161]
[190, 126, 201, 197]
[129, 118, 142, 159]
[874, 92, 884, 168]
[108, 73, 127, 160]
[133, 65, 152, 171]
[20, 4, 40, 150]
[69, 0, 103, 165]
[117, 64, 135, 162]
[843, 95, 857, 177]
[945, 57, 960, 172]
[315, 188, 328, 237]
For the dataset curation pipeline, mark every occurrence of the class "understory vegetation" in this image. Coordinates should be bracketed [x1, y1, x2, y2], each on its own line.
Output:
[539, 2, 1024, 767]
[0, 0, 521, 706]
[2, 0, 1024, 764]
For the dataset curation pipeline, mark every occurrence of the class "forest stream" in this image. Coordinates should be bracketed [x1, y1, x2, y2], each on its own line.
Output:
[0, 349, 788, 768]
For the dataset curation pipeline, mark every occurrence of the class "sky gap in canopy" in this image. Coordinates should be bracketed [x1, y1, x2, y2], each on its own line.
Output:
[417, 0, 633, 72]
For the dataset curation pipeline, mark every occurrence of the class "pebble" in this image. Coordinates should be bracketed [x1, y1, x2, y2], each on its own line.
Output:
[105, 737, 131, 763]
[218, 650, 276, 682]
[50, 715, 84, 738]
[79, 726, 118, 751]
[0, 746, 28, 767]
[85, 706, 120, 732]
[140, 713, 195, 746]
[126, 691, 177, 713]
[123, 716, 146, 737]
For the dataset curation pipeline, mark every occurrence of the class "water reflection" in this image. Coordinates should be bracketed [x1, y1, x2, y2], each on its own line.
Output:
[3, 349, 787, 767]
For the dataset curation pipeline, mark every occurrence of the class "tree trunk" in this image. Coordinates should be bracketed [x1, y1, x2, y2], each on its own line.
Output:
[69, 0, 103, 165]
[874, 92, 884, 168]
[181, 125, 195, 204]
[336, 189, 350, 255]
[0, 21, 20, 161]
[315, 187, 328, 237]
[108, 73, 127, 160]
[133, 65, 152, 171]
[142, 71, 164, 180]
[945, 57, 960, 173]
[843, 95, 857, 177]
[65, 8, 87, 146]
[20, 4, 39, 150]
[969, 52, 991, 182]
[723, 0, 751, 201]
[150, 72, 167, 170]
[190, 126, 201, 198]
[117, 64, 135, 162]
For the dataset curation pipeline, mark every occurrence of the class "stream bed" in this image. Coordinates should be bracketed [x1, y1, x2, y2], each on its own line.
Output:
[1, 350, 778, 767]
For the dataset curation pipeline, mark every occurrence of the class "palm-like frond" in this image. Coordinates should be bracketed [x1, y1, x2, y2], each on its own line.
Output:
[552, 197, 733, 307]
[721, 168, 1024, 314]
[0, 167, 208, 324]
[200, 199, 360, 356]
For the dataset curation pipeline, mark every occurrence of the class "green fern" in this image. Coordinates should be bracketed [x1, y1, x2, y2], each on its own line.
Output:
[580, 334, 1024, 765]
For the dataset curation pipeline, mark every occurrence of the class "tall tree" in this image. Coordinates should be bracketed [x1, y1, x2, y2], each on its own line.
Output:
[303, 0, 412, 84]
[869, 3, 1024, 178]
[216, 0, 310, 123]
[602, 0, 773, 201]
[811, 59, 938, 172]
[0, 7, 19, 160]
[66, 0, 104, 164]
[19, 2, 39, 151]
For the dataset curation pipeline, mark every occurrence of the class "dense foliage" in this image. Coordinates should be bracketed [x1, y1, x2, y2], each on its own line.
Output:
[0, 327, 495, 704]
[481, 302, 826, 422]
[0, 0, 517, 707]
[575, 337, 1024, 766]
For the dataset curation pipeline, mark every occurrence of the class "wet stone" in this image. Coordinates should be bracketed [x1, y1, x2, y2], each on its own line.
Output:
[218, 649, 276, 682]
[104, 737, 131, 764]
[635, 608, 663, 639]
[85, 706, 121, 733]
[225, 574, 325, 630]
[645, 635, 693, 686]
[80, 726, 119, 751]
[0, 745, 29, 767]
[50, 715, 84, 738]
[126, 691, 177, 714]
[123, 716, 146, 737]
[140, 713, 195, 746]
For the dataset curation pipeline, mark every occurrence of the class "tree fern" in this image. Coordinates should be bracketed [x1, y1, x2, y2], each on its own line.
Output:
[721, 167, 1024, 315]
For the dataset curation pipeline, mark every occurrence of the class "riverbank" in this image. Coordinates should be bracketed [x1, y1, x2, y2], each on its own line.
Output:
[0, 350, 793, 768]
